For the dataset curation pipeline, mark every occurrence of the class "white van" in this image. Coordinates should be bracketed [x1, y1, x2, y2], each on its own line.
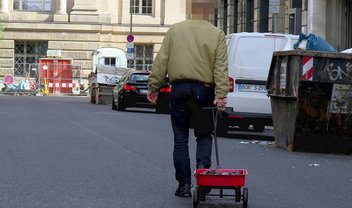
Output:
[217, 33, 299, 134]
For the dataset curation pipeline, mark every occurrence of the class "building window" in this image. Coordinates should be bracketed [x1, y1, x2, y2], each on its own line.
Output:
[13, 0, 51, 12]
[131, 0, 152, 15]
[14, 41, 48, 77]
[133, 45, 153, 71]
[104, 57, 116, 66]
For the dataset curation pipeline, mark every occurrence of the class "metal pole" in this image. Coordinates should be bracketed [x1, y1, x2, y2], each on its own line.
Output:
[212, 108, 221, 169]
[129, 1, 133, 68]
[274, 13, 278, 33]
[130, 0, 132, 34]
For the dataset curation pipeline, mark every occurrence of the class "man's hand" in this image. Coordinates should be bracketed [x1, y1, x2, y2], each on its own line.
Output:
[213, 97, 227, 111]
[147, 91, 159, 104]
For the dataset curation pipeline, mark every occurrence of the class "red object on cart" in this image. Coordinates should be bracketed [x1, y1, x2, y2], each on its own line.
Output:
[195, 169, 247, 187]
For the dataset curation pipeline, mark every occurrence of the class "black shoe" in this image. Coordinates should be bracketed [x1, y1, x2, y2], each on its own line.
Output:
[196, 164, 205, 169]
[196, 163, 210, 169]
[175, 183, 192, 197]
[196, 165, 211, 194]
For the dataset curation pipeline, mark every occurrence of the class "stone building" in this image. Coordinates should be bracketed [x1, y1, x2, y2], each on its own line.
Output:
[1, 0, 351, 91]
[213, 0, 352, 51]
[0, 0, 193, 86]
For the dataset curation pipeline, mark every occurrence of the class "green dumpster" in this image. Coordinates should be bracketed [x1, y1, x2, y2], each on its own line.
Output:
[267, 50, 352, 153]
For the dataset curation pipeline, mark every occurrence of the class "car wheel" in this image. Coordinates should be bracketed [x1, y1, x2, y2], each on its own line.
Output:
[90, 88, 96, 103]
[156, 107, 168, 114]
[117, 100, 126, 111]
[239, 122, 250, 131]
[112, 96, 117, 110]
[216, 118, 228, 137]
[156, 105, 170, 114]
[156, 100, 170, 114]
[253, 124, 265, 132]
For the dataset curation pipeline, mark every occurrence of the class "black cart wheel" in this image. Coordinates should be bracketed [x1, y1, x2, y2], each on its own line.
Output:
[235, 188, 241, 202]
[242, 187, 248, 208]
[112, 96, 117, 110]
[193, 186, 199, 208]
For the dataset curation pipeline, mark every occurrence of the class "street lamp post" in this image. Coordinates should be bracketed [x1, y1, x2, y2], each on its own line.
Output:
[130, 0, 133, 34]
[128, 0, 133, 68]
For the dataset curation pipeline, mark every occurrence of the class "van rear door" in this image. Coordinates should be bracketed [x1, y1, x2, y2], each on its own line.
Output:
[227, 36, 275, 114]
[231, 36, 275, 81]
[274, 35, 298, 51]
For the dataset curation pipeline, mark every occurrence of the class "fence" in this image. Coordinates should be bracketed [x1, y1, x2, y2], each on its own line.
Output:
[1, 62, 86, 96]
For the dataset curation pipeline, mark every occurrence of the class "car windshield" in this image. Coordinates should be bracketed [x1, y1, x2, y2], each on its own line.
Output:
[130, 74, 149, 81]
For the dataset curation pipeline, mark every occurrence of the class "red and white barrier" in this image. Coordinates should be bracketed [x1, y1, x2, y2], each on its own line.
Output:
[48, 83, 80, 88]
[302, 56, 314, 81]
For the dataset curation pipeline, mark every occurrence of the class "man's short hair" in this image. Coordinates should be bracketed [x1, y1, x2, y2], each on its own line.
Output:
[191, 0, 216, 20]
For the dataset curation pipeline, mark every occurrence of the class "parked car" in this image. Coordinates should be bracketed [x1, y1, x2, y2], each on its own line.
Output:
[112, 70, 171, 113]
[217, 33, 299, 135]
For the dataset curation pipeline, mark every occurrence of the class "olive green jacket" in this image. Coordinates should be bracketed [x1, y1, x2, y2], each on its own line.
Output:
[148, 20, 229, 98]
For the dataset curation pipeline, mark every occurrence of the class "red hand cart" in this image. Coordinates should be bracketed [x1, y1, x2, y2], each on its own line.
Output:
[193, 107, 249, 208]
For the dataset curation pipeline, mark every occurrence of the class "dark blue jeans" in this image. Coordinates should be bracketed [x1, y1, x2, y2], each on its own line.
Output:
[170, 81, 215, 184]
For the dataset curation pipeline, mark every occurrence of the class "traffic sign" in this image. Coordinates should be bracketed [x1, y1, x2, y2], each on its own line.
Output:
[4, 74, 14, 84]
[127, 48, 134, 53]
[126, 53, 134, 60]
[127, 34, 134, 42]
[269, 0, 280, 14]
[126, 42, 134, 49]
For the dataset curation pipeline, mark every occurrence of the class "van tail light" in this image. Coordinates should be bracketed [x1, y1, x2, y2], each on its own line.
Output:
[123, 84, 137, 91]
[159, 86, 171, 93]
[228, 77, 234, 92]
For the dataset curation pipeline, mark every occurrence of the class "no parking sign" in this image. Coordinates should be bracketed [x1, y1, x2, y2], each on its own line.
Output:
[4, 74, 14, 84]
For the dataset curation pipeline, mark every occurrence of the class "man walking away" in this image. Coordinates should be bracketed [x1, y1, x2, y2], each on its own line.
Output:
[147, 13, 229, 197]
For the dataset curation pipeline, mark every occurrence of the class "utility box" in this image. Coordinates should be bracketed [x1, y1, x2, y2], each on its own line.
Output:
[267, 50, 352, 153]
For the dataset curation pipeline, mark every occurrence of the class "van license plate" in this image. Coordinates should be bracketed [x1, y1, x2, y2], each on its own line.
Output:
[238, 84, 267, 93]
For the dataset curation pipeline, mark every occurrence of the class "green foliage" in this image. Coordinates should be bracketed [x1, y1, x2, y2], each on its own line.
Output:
[0, 22, 4, 40]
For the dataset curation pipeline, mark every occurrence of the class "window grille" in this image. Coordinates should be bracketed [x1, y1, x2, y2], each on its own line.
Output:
[133, 45, 154, 71]
[14, 41, 48, 77]
[131, 0, 152, 15]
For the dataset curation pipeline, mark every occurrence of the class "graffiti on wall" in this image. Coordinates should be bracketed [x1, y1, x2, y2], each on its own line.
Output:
[323, 62, 352, 81]
[97, 73, 121, 85]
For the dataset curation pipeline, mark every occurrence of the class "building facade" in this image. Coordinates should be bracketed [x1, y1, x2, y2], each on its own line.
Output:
[0, 0, 351, 92]
[213, 0, 352, 51]
[0, 0, 192, 87]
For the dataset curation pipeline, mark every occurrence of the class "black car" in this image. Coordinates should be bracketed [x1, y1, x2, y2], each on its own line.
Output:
[112, 70, 171, 113]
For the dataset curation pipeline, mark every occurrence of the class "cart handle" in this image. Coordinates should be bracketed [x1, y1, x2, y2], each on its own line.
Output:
[202, 106, 221, 169]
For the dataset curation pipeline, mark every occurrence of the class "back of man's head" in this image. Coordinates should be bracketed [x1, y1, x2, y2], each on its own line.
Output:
[189, 0, 215, 21]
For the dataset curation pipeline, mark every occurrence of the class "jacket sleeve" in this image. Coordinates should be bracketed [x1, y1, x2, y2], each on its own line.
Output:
[213, 31, 229, 98]
[148, 28, 172, 92]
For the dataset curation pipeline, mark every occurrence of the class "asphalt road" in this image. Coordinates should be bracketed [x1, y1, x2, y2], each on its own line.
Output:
[0, 96, 351, 208]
